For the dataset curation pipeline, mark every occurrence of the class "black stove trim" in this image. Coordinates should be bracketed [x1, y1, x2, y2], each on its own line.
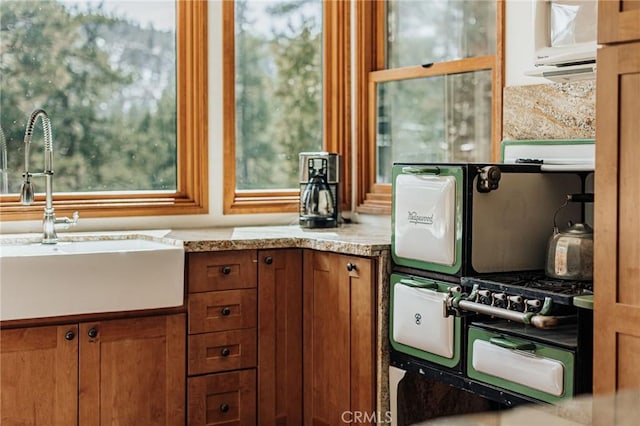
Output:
[390, 350, 542, 408]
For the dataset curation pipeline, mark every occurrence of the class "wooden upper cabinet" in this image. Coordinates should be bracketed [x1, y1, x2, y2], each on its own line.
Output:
[303, 251, 376, 426]
[258, 249, 303, 425]
[0, 325, 79, 426]
[598, 0, 640, 44]
[594, 41, 640, 395]
[78, 314, 186, 425]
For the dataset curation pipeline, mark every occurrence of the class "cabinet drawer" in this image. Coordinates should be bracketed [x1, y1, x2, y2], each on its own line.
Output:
[188, 370, 256, 426]
[188, 289, 257, 334]
[189, 329, 257, 375]
[188, 251, 257, 293]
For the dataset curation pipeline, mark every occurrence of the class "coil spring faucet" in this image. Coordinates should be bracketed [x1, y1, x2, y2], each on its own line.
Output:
[20, 109, 79, 244]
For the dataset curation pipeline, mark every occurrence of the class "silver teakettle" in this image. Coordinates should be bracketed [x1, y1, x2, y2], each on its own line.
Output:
[545, 194, 594, 281]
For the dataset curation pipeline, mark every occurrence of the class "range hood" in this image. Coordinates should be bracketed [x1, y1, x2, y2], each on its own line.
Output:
[524, 62, 596, 82]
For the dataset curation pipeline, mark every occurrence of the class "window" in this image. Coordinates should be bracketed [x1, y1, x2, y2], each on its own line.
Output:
[355, 0, 503, 214]
[0, 0, 207, 220]
[223, 0, 351, 214]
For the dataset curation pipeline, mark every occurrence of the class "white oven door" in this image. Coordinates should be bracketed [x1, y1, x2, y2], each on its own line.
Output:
[472, 340, 564, 396]
[392, 282, 454, 359]
[393, 173, 457, 267]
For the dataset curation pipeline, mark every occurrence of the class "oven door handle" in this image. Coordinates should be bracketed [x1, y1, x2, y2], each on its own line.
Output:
[401, 166, 441, 175]
[398, 278, 438, 290]
[488, 337, 536, 351]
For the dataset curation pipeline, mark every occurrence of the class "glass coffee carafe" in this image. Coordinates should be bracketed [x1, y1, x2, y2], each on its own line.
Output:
[299, 152, 340, 228]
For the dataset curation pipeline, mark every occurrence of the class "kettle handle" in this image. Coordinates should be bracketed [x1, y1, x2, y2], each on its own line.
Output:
[552, 199, 568, 230]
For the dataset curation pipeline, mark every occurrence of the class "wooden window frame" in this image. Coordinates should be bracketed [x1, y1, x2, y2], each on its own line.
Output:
[355, 0, 504, 215]
[222, 0, 351, 214]
[0, 0, 208, 221]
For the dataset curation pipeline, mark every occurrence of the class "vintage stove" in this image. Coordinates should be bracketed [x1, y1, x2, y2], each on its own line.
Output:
[389, 140, 595, 423]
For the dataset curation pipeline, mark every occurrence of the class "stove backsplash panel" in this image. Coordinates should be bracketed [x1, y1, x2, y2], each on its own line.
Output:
[503, 80, 595, 140]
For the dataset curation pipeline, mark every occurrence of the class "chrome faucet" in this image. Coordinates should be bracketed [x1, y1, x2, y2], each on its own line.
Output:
[0, 126, 8, 194]
[20, 109, 79, 244]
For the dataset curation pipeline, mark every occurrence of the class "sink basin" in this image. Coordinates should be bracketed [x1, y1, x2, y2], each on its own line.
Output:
[0, 238, 184, 321]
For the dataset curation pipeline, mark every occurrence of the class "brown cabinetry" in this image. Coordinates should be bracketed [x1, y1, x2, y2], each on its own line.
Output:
[186, 248, 377, 425]
[0, 314, 186, 426]
[258, 249, 303, 425]
[186, 250, 259, 425]
[303, 250, 376, 425]
[595, 41, 640, 393]
[598, 0, 640, 44]
[0, 325, 78, 425]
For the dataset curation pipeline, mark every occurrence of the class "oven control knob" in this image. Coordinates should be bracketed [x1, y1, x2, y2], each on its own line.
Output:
[477, 166, 501, 193]
[478, 289, 492, 304]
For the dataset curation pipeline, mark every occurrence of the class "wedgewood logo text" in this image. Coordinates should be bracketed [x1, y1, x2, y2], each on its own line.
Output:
[408, 211, 433, 225]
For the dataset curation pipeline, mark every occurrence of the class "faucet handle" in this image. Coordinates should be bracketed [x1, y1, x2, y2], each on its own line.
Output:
[56, 211, 80, 228]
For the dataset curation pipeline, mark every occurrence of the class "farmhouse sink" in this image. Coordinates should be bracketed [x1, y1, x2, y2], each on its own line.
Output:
[0, 238, 184, 321]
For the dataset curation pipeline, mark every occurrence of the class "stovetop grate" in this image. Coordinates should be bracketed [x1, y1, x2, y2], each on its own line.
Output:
[461, 271, 593, 305]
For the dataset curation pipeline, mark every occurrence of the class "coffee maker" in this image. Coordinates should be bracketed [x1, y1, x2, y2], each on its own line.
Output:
[299, 152, 340, 228]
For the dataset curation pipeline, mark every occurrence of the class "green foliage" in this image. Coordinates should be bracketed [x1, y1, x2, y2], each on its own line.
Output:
[0, 0, 176, 193]
[234, 0, 322, 190]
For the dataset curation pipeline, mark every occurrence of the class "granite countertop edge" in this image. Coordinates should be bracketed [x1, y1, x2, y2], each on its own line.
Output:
[0, 224, 392, 257]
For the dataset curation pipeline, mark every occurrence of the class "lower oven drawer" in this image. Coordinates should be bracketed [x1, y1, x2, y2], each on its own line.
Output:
[467, 325, 575, 404]
[390, 273, 461, 368]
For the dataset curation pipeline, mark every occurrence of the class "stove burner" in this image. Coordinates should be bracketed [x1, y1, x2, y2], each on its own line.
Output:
[461, 271, 593, 306]
[491, 273, 592, 295]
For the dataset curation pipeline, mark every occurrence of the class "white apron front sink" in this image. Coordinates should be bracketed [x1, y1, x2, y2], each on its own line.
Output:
[0, 238, 184, 321]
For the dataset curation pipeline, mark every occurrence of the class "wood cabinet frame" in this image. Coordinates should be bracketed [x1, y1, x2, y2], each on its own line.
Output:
[0, 0, 208, 220]
[354, 0, 504, 214]
[598, 0, 640, 44]
[1, 314, 185, 425]
[222, 1, 352, 214]
[594, 42, 640, 395]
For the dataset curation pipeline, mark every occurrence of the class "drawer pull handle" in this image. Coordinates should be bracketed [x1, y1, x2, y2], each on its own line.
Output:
[346, 262, 356, 272]
[489, 337, 536, 351]
[220, 403, 229, 413]
[401, 166, 441, 175]
[221, 347, 230, 357]
[64, 331, 75, 341]
[264, 256, 273, 265]
[221, 307, 231, 316]
[221, 266, 231, 275]
[398, 278, 438, 290]
[87, 328, 98, 338]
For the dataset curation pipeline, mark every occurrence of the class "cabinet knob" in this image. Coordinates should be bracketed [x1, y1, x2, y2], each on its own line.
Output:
[220, 403, 229, 413]
[221, 266, 231, 275]
[221, 307, 231, 316]
[346, 262, 356, 272]
[64, 331, 75, 341]
[87, 328, 98, 338]
[221, 347, 230, 357]
[264, 256, 273, 265]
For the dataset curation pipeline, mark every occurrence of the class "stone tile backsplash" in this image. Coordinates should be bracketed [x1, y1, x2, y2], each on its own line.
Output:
[502, 80, 595, 141]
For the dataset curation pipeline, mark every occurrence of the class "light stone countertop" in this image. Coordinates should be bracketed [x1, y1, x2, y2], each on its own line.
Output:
[0, 223, 391, 256]
[166, 223, 391, 256]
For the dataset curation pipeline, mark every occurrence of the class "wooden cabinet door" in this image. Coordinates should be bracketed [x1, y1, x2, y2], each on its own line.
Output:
[598, 0, 640, 44]
[188, 370, 256, 426]
[303, 251, 375, 426]
[79, 314, 186, 425]
[257, 249, 303, 425]
[0, 325, 79, 426]
[594, 41, 640, 394]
